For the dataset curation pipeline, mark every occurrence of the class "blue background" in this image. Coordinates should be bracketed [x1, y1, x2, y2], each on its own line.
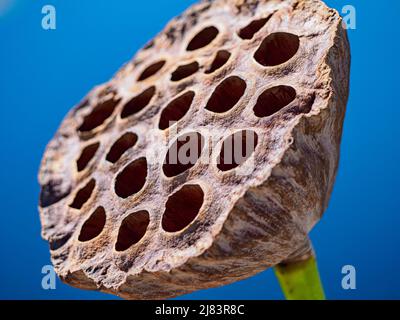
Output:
[0, 0, 398, 300]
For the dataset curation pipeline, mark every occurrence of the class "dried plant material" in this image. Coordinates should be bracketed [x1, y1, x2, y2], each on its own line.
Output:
[38, 0, 350, 299]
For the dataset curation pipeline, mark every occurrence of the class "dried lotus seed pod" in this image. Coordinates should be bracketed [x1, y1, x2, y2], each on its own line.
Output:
[38, 0, 350, 300]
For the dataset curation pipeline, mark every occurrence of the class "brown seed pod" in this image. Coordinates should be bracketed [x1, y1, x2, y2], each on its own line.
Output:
[38, 0, 350, 299]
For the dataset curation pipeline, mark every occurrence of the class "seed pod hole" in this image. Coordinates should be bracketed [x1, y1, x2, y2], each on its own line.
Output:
[253, 85, 296, 117]
[78, 207, 106, 242]
[238, 16, 270, 40]
[137, 60, 166, 81]
[115, 211, 150, 251]
[115, 158, 148, 199]
[217, 130, 259, 172]
[121, 86, 156, 118]
[254, 32, 300, 66]
[78, 97, 121, 132]
[205, 76, 246, 113]
[159, 91, 195, 130]
[162, 184, 204, 232]
[77, 142, 100, 172]
[70, 179, 96, 210]
[40, 180, 71, 208]
[49, 233, 72, 251]
[106, 132, 138, 164]
[205, 50, 231, 74]
[163, 132, 205, 177]
[171, 62, 199, 82]
[187, 26, 219, 51]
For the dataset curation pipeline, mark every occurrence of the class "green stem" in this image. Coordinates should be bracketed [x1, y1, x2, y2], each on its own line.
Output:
[274, 255, 325, 300]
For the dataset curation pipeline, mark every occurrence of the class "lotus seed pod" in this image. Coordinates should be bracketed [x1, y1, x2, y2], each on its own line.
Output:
[38, 0, 350, 299]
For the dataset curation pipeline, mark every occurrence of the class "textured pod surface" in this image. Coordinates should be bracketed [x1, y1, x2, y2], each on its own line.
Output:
[38, 0, 350, 299]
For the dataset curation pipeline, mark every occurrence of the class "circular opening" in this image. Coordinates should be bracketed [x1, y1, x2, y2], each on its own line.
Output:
[186, 26, 219, 51]
[253, 85, 296, 117]
[163, 132, 205, 177]
[78, 207, 106, 242]
[217, 130, 259, 172]
[121, 86, 156, 118]
[238, 16, 270, 40]
[254, 32, 300, 67]
[49, 233, 72, 251]
[171, 62, 199, 82]
[159, 91, 195, 130]
[205, 50, 231, 74]
[162, 184, 204, 233]
[69, 179, 96, 210]
[40, 179, 71, 208]
[78, 97, 121, 132]
[137, 60, 166, 81]
[115, 158, 147, 199]
[106, 132, 138, 164]
[77, 142, 100, 172]
[115, 210, 150, 251]
[205, 76, 247, 113]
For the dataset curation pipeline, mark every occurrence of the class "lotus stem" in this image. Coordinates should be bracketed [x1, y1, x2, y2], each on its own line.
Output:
[274, 253, 325, 300]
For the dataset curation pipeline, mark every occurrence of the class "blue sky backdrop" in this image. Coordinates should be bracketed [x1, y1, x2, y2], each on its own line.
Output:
[0, 0, 399, 299]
